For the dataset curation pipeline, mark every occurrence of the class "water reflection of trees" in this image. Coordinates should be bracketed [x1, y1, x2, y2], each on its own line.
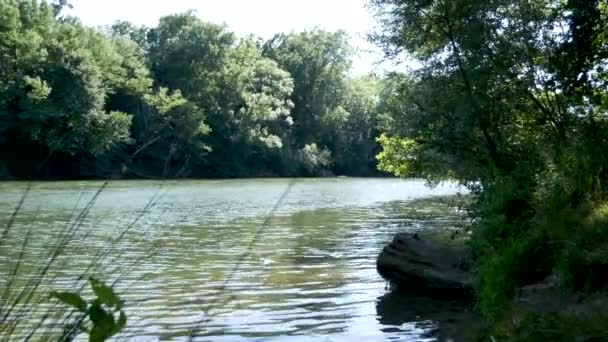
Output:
[229, 208, 353, 336]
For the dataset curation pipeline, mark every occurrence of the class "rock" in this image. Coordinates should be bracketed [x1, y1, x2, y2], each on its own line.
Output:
[516, 274, 608, 316]
[517, 274, 563, 312]
[377, 233, 473, 298]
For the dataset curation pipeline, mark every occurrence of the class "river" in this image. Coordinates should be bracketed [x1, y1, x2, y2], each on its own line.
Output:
[0, 178, 479, 341]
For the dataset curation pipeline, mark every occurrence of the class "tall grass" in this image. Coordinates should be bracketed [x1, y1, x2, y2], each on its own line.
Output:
[0, 181, 162, 341]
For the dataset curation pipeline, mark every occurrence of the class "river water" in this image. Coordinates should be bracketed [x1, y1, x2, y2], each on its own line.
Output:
[0, 178, 479, 341]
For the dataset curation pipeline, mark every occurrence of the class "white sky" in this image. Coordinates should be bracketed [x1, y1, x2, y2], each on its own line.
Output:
[65, 0, 391, 75]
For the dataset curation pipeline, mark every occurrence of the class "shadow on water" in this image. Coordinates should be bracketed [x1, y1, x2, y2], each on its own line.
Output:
[376, 290, 485, 341]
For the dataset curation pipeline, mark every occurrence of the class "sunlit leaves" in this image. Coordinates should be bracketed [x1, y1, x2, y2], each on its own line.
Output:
[263, 29, 353, 145]
[0, 1, 141, 158]
[298, 143, 332, 174]
[375, 133, 451, 184]
[222, 38, 294, 149]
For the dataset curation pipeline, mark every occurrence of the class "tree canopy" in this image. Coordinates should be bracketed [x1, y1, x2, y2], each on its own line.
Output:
[371, 0, 608, 336]
[0, 1, 385, 179]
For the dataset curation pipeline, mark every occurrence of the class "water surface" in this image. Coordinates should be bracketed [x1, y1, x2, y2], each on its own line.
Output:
[0, 178, 477, 341]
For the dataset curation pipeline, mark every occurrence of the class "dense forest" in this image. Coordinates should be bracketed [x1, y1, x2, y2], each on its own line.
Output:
[371, 0, 608, 339]
[0, 0, 388, 179]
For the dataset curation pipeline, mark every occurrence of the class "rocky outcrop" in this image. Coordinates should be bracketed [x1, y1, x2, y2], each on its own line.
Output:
[377, 233, 473, 298]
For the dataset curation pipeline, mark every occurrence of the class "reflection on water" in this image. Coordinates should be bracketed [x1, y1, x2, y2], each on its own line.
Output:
[376, 292, 483, 341]
[0, 178, 476, 341]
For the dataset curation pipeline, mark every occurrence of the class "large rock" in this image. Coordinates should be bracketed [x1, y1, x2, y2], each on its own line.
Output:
[377, 233, 473, 298]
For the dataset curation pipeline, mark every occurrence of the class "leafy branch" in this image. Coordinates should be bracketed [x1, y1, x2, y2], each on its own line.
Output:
[51, 277, 127, 342]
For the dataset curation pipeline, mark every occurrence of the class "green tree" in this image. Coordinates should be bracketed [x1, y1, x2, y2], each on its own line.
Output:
[202, 37, 294, 176]
[371, 0, 608, 327]
[263, 29, 385, 176]
[262, 30, 353, 147]
[141, 13, 295, 176]
[125, 88, 210, 178]
[321, 76, 383, 175]
[0, 0, 145, 177]
[146, 12, 234, 108]
[0, 4, 383, 179]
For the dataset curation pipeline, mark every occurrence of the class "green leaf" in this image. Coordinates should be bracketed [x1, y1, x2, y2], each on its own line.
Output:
[89, 303, 116, 336]
[89, 277, 121, 309]
[115, 311, 127, 333]
[89, 325, 108, 342]
[50, 291, 87, 312]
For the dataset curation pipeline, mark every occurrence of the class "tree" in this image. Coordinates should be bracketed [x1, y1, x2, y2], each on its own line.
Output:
[0, 4, 384, 178]
[0, 0, 144, 177]
[321, 76, 383, 175]
[262, 29, 387, 176]
[141, 13, 295, 176]
[202, 37, 294, 176]
[263, 30, 353, 147]
[146, 11, 234, 108]
[370, 0, 608, 326]
[128, 88, 209, 178]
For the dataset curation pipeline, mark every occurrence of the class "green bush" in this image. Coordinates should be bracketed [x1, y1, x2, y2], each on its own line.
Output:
[474, 194, 608, 322]
[556, 207, 608, 293]
[476, 239, 521, 320]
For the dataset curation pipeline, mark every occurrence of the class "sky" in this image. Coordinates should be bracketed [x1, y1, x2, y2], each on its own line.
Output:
[65, 0, 391, 75]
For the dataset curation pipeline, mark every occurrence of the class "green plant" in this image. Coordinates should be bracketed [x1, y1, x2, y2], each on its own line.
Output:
[51, 277, 127, 342]
[0, 182, 156, 340]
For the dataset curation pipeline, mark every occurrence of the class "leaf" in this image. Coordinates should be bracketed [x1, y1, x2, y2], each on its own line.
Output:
[89, 277, 121, 309]
[50, 291, 87, 312]
[115, 311, 127, 333]
[89, 303, 116, 336]
[89, 325, 108, 342]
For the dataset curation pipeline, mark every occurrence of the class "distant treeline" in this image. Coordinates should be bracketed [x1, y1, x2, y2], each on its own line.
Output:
[0, 0, 394, 179]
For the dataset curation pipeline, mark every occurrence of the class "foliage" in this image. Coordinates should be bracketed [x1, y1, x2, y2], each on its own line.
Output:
[129, 87, 209, 177]
[376, 134, 450, 183]
[201, 36, 296, 175]
[297, 143, 333, 176]
[370, 0, 608, 333]
[322, 76, 384, 175]
[51, 277, 127, 342]
[0, 0, 138, 176]
[0, 2, 385, 178]
[262, 29, 352, 146]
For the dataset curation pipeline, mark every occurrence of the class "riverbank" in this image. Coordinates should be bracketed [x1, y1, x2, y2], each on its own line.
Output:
[0, 170, 388, 182]
[377, 199, 608, 341]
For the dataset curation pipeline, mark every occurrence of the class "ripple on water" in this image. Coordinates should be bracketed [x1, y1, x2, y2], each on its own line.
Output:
[0, 179, 475, 341]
